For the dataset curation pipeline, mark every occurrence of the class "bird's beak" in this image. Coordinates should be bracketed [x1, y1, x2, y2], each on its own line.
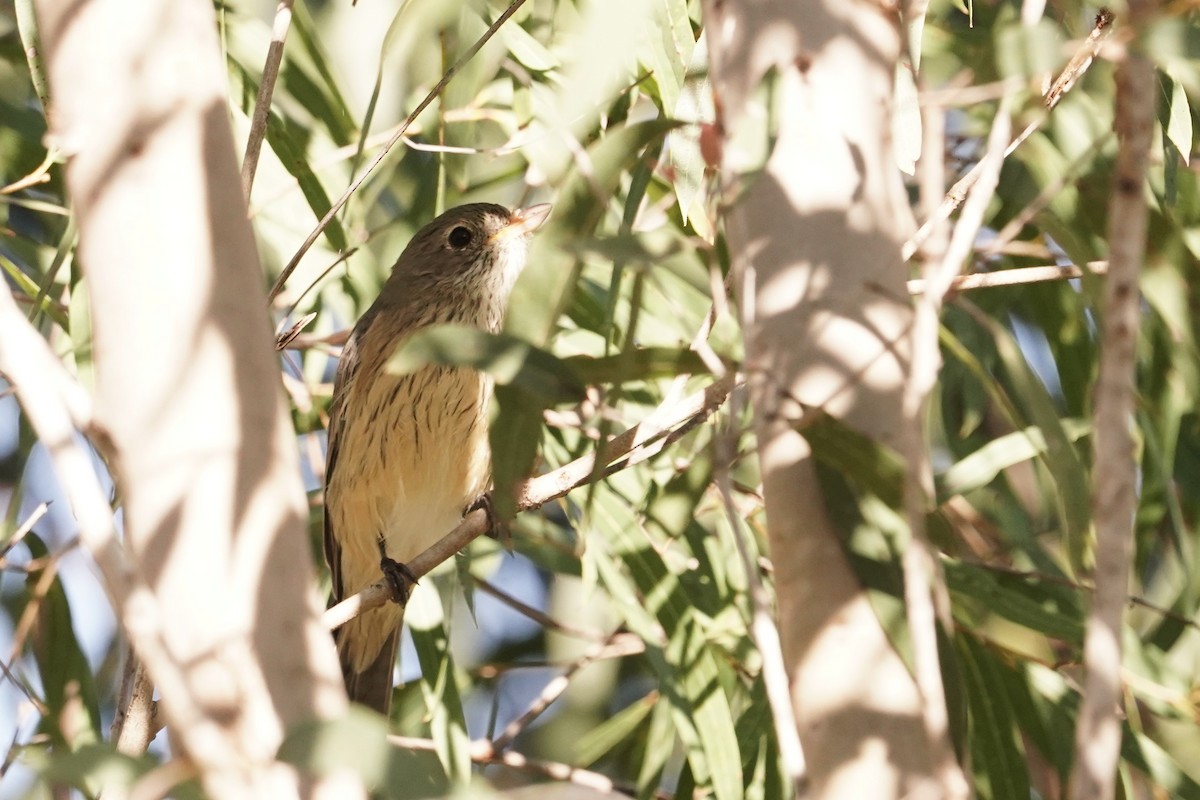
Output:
[492, 203, 553, 243]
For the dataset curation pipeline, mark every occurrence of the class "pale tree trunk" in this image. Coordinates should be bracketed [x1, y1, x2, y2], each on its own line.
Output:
[703, 1, 945, 797]
[34, 0, 358, 797]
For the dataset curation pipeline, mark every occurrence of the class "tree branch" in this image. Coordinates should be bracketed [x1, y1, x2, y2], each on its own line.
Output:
[907, 261, 1107, 294]
[389, 735, 648, 797]
[240, 0, 295, 198]
[323, 373, 736, 631]
[1069, 6, 1155, 799]
[903, 9, 1116, 262]
[33, 0, 355, 794]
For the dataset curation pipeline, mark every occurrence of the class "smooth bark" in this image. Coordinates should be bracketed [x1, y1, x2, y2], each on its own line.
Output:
[1069, 4, 1157, 798]
[703, 1, 942, 797]
[33, 0, 355, 796]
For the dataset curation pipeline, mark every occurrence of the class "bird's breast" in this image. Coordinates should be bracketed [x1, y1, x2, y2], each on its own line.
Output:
[331, 361, 492, 567]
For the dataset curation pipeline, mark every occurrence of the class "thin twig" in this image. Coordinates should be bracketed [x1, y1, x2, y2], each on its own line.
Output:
[1, 552, 60, 715]
[979, 133, 1114, 257]
[715, 417, 808, 791]
[1044, 9, 1115, 110]
[269, 0, 531, 302]
[390, 735, 650, 797]
[907, 261, 1107, 294]
[0, 502, 49, 569]
[240, 0, 295, 198]
[473, 578, 607, 642]
[1069, 9, 1154, 800]
[276, 247, 359, 340]
[474, 634, 644, 679]
[128, 758, 199, 800]
[489, 633, 620, 752]
[518, 373, 738, 510]
[908, 88, 1015, 800]
[0, 289, 129, 605]
[903, 9, 1115, 262]
[0, 151, 56, 195]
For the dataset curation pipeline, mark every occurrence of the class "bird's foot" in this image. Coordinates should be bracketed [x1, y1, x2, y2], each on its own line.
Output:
[379, 556, 418, 605]
[467, 494, 511, 549]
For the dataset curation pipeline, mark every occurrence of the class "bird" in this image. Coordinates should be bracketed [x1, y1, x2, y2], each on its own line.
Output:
[323, 202, 552, 713]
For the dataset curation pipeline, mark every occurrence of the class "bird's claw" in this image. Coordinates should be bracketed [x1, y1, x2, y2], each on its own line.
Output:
[468, 494, 511, 549]
[380, 556, 417, 605]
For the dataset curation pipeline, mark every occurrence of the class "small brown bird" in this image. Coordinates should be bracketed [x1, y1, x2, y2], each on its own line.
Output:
[324, 202, 552, 713]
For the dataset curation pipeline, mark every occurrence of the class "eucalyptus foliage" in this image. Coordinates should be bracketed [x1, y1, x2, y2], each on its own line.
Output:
[1, 0, 1200, 798]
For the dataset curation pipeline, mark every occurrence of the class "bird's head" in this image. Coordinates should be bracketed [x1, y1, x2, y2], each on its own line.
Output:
[389, 203, 552, 302]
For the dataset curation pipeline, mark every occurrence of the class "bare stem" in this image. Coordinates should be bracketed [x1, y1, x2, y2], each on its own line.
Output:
[903, 9, 1115, 262]
[1069, 8, 1155, 799]
[240, 0, 295, 198]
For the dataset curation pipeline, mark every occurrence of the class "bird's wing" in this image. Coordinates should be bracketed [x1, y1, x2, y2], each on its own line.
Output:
[323, 319, 368, 603]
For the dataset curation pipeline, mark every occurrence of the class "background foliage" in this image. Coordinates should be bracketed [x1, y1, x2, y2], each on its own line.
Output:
[1, 0, 1200, 797]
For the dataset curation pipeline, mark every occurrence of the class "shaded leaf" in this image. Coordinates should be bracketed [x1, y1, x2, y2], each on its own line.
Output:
[388, 325, 585, 404]
[278, 706, 449, 799]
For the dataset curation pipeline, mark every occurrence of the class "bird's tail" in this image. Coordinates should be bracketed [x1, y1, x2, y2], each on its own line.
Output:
[336, 627, 399, 715]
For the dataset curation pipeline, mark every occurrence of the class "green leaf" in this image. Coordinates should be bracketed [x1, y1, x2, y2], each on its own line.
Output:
[592, 486, 744, 800]
[800, 412, 907, 509]
[1121, 726, 1200, 799]
[491, 382, 549, 519]
[801, 413, 933, 663]
[286, 2, 357, 146]
[640, 0, 694, 114]
[500, 20, 559, 72]
[565, 347, 711, 385]
[406, 585, 472, 786]
[957, 635, 1031, 800]
[264, 111, 349, 252]
[278, 706, 449, 799]
[1163, 71, 1193, 166]
[666, 39, 715, 232]
[664, 619, 744, 800]
[939, 418, 1091, 498]
[36, 743, 158, 798]
[1002, 662, 1070, 782]
[635, 693, 678, 796]
[512, 119, 678, 344]
[24, 533, 102, 749]
[1, 254, 69, 330]
[948, 311, 1092, 574]
[995, 16, 1064, 80]
[944, 561, 1084, 644]
[388, 325, 584, 404]
[574, 691, 656, 767]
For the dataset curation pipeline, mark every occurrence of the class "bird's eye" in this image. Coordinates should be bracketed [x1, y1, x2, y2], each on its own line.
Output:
[448, 226, 473, 249]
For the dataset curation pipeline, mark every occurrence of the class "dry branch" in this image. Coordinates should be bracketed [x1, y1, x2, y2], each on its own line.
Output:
[1069, 6, 1155, 799]
[903, 9, 1116, 262]
[240, 0, 295, 197]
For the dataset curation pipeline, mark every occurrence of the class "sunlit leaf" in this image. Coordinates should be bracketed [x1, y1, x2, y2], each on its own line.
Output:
[279, 706, 449, 799]
[25, 534, 102, 750]
[264, 111, 349, 252]
[1162, 71, 1193, 167]
[957, 635, 1031, 800]
[406, 585, 471, 786]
